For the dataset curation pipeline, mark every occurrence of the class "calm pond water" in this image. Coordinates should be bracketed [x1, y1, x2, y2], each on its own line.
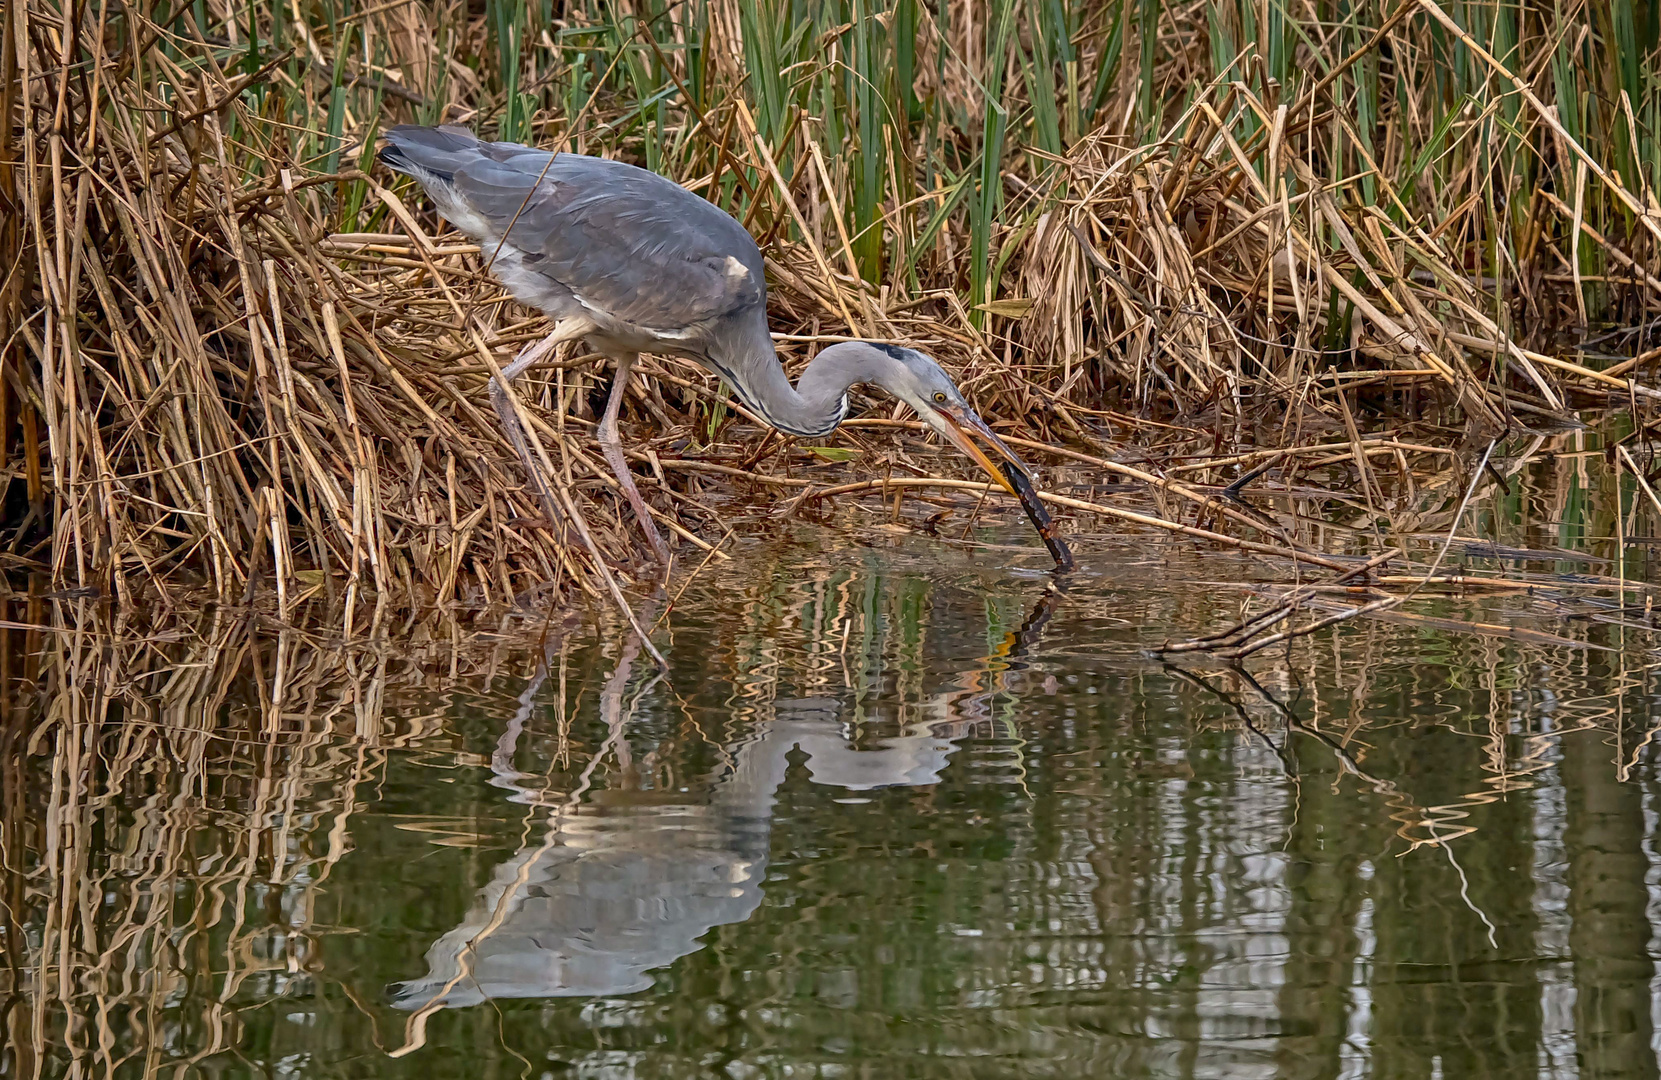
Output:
[9, 511, 1661, 1078]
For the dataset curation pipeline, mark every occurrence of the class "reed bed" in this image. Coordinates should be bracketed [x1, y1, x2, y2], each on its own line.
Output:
[8, 0, 1661, 608]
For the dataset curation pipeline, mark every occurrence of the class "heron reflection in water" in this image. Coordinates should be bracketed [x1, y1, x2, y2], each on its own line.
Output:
[386, 696, 966, 1009]
[387, 592, 1057, 1010]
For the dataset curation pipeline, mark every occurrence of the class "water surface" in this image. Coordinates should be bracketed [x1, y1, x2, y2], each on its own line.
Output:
[8, 522, 1661, 1078]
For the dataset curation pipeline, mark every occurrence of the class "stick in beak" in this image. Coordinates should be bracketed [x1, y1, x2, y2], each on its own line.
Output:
[931, 404, 1075, 571]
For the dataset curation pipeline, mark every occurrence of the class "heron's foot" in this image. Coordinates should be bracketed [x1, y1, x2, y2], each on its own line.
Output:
[634, 518, 674, 569]
[614, 465, 674, 569]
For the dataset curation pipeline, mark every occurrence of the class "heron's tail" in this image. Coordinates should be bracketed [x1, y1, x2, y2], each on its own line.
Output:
[377, 124, 485, 184]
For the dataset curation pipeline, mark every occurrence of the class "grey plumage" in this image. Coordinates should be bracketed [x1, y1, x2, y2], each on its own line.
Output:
[380, 124, 843, 436]
[380, 125, 762, 341]
[379, 125, 1070, 567]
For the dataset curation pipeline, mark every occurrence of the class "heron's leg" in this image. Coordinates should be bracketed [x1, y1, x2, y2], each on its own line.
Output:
[598, 352, 672, 566]
[488, 320, 589, 518]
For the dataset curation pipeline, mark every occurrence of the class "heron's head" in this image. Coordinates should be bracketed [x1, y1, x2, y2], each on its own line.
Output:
[863, 344, 1032, 497]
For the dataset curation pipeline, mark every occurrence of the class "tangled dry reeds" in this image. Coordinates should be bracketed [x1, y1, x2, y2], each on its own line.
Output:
[7, 0, 1661, 614]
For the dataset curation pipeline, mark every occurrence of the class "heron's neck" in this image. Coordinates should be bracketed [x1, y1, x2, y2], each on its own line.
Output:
[718, 339, 886, 438]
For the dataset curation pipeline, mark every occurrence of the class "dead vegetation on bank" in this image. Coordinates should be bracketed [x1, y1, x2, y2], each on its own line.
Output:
[8, 0, 1661, 616]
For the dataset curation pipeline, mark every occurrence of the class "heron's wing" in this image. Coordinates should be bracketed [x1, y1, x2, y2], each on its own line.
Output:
[449, 142, 765, 334]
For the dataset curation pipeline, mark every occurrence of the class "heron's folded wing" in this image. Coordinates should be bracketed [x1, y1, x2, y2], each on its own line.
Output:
[449, 151, 765, 334]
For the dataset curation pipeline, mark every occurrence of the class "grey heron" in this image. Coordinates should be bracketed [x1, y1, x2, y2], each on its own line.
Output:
[378, 125, 1072, 569]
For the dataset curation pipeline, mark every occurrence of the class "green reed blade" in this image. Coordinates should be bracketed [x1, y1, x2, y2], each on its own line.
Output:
[321, 15, 354, 176]
[1023, 0, 1063, 159]
[895, 0, 919, 124]
[1395, 93, 1465, 212]
[1138, 0, 1160, 138]
[904, 171, 972, 280]
[971, 0, 1017, 321]
[1087, 0, 1128, 126]
[851, 0, 890, 280]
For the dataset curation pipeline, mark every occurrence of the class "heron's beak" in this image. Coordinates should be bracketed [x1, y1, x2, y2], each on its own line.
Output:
[927, 404, 1031, 496]
[928, 402, 1076, 571]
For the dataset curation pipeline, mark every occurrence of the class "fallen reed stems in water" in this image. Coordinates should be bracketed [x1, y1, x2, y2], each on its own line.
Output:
[1157, 547, 1403, 654]
[11, 0, 1661, 615]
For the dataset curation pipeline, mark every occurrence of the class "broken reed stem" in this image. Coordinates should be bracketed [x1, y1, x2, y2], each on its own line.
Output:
[1157, 548, 1401, 654]
[807, 475, 1351, 572]
[1224, 595, 1406, 660]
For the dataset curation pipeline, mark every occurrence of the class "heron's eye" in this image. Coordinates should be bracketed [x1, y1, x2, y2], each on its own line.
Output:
[933, 392, 948, 404]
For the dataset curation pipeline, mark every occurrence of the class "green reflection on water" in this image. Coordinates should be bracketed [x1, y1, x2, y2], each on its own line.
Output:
[7, 526, 1661, 1079]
